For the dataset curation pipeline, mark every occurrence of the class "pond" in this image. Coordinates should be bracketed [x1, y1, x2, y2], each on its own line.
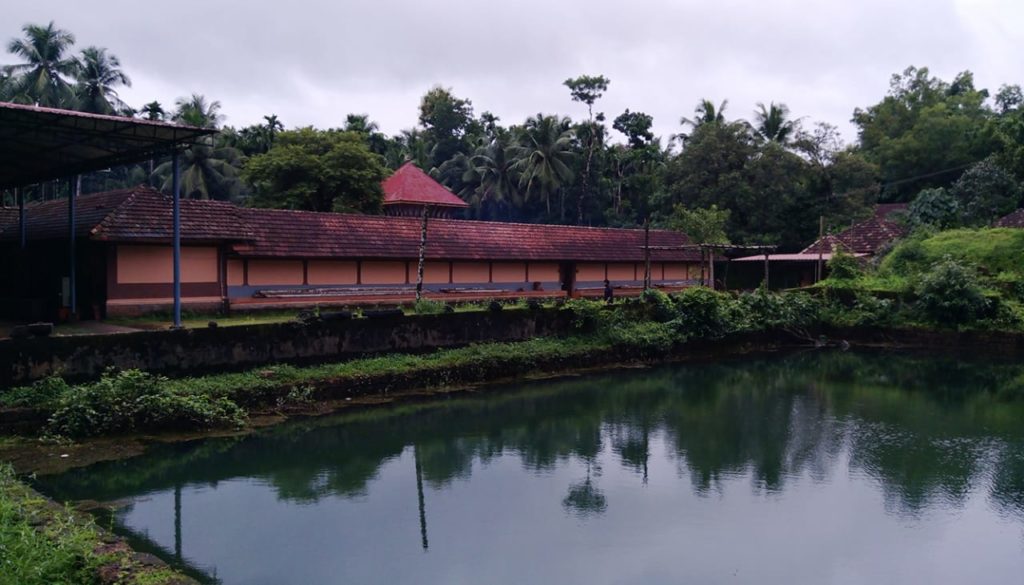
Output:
[35, 350, 1024, 584]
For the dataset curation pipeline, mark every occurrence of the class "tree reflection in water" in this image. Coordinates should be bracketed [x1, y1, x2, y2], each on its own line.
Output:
[39, 350, 1024, 531]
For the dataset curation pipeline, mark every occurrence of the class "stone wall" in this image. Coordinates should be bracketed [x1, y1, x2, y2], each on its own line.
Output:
[0, 308, 575, 386]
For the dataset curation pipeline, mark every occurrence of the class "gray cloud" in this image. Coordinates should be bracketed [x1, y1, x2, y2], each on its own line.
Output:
[3, 0, 1020, 146]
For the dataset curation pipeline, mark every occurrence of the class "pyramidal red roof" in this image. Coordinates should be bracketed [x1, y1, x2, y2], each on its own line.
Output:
[381, 162, 469, 208]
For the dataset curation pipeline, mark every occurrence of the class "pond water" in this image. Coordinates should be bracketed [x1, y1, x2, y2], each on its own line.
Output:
[36, 350, 1024, 585]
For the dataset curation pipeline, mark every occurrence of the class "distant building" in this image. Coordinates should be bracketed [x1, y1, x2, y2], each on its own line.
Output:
[995, 209, 1024, 228]
[730, 204, 908, 289]
[0, 167, 701, 319]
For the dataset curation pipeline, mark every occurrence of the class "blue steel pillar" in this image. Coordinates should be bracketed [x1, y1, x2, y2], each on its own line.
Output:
[172, 151, 182, 328]
[69, 176, 78, 317]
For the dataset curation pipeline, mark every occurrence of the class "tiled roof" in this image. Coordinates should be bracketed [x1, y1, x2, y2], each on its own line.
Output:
[995, 209, 1024, 228]
[91, 187, 253, 242]
[802, 204, 908, 255]
[0, 189, 134, 240]
[382, 162, 469, 208]
[3, 187, 700, 263]
[0, 207, 20, 230]
[234, 208, 700, 262]
[0, 186, 253, 243]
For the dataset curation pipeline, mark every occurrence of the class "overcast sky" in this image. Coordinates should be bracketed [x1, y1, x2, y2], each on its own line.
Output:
[4, 0, 1021, 146]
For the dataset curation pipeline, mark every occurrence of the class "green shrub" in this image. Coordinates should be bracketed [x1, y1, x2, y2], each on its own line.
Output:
[0, 375, 71, 408]
[735, 288, 823, 331]
[913, 256, 990, 326]
[640, 288, 676, 323]
[412, 298, 446, 315]
[564, 298, 605, 330]
[669, 287, 732, 340]
[826, 250, 862, 281]
[45, 369, 246, 438]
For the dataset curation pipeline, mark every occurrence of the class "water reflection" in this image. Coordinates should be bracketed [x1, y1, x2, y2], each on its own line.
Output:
[36, 350, 1024, 585]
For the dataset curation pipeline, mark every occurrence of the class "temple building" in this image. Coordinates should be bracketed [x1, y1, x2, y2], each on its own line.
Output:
[0, 166, 701, 319]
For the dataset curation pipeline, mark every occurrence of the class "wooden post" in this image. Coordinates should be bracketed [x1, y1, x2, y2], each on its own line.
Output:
[699, 247, 706, 286]
[415, 206, 429, 301]
[816, 215, 825, 282]
[643, 219, 651, 291]
[708, 247, 715, 290]
[763, 252, 770, 289]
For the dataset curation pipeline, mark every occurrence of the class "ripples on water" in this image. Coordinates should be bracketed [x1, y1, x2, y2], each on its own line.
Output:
[35, 350, 1024, 585]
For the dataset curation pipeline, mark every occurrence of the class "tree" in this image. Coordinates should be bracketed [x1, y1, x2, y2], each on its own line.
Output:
[139, 101, 166, 121]
[665, 204, 731, 244]
[949, 158, 1021, 225]
[753, 102, 799, 144]
[852, 66, 996, 200]
[510, 114, 576, 218]
[243, 128, 387, 213]
[74, 46, 130, 115]
[470, 135, 522, 220]
[153, 138, 244, 201]
[173, 94, 223, 128]
[418, 87, 475, 170]
[995, 84, 1023, 115]
[4, 21, 79, 107]
[908, 187, 960, 230]
[613, 109, 655, 148]
[565, 75, 610, 224]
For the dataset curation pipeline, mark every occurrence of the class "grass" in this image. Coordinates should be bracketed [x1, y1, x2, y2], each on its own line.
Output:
[0, 464, 195, 584]
[0, 464, 103, 585]
[107, 310, 299, 330]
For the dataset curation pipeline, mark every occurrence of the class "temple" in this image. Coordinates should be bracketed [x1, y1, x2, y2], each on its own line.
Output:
[0, 166, 701, 319]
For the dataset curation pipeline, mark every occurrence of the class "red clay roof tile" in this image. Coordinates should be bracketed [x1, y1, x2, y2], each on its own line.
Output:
[802, 204, 908, 255]
[3, 187, 699, 263]
[381, 162, 469, 208]
[995, 209, 1024, 228]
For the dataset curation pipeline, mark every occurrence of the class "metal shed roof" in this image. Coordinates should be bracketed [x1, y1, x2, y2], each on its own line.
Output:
[0, 101, 215, 189]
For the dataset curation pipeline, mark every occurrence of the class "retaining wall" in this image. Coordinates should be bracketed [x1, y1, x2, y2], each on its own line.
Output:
[0, 308, 575, 386]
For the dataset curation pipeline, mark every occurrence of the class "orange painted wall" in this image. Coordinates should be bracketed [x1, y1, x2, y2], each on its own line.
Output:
[576, 263, 605, 281]
[607, 263, 636, 280]
[226, 259, 244, 286]
[664, 263, 689, 279]
[248, 260, 304, 286]
[307, 260, 358, 285]
[491, 262, 526, 283]
[422, 261, 450, 284]
[117, 245, 218, 284]
[528, 262, 559, 282]
[452, 262, 490, 284]
[362, 261, 407, 285]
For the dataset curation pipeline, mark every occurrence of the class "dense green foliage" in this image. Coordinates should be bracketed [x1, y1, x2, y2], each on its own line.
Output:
[913, 257, 991, 325]
[244, 128, 387, 212]
[7, 22, 1023, 250]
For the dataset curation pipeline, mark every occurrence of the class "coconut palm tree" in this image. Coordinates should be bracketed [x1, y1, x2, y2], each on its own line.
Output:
[139, 101, 166, 121]
[74, 46, 131, 115]
[673, 99, 731, 147]
[173, 94, 223, 128]
[4, 21, 79, 107]
[510, 114, 576, 217]
[471, 136, 522, 220]
[681, 99, 729, 129]
[153, 138, 244, 201]
[754, 101, 800, 144]
[263, 114, 283, 145]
